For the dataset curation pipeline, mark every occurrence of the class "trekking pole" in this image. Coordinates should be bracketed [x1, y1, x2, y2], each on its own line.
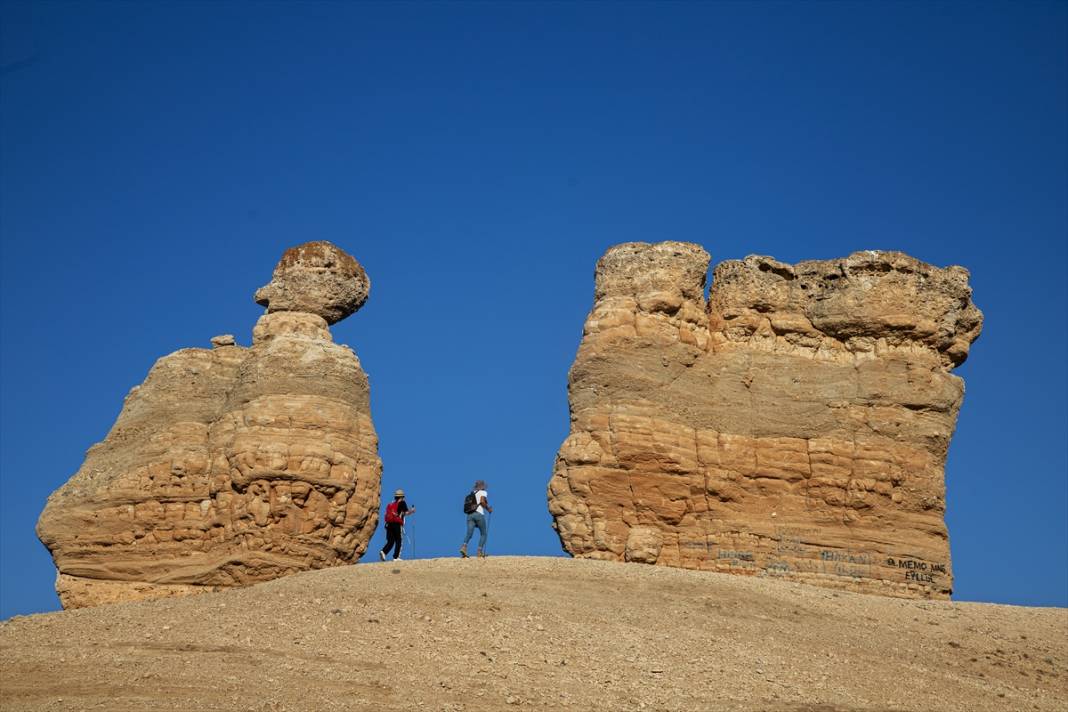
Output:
[406, 520, 415, 559]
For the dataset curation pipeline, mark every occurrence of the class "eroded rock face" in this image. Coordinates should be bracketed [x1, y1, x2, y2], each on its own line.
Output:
[548, 242, 982, 599]
[38, 244, 382, 609]
[254, 240, 370, 324]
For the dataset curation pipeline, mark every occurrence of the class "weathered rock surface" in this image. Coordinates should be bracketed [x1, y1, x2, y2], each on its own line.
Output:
[254, 240, 370, 324]
[38, 244, 382, 609]
[548, 242, 983, 599]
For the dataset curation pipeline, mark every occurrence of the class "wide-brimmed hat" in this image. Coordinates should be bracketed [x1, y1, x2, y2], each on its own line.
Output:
[394, 489, 405, 498]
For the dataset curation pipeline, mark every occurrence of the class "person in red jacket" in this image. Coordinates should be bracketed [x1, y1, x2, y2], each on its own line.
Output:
[379, 489, 415, 561]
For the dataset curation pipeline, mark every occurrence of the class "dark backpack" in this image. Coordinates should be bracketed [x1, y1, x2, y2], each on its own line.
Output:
[463, 491, 478, 514]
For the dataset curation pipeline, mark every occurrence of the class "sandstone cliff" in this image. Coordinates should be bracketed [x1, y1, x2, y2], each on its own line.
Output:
[37, 241, 382, 608]
[548, 242, 983, 599]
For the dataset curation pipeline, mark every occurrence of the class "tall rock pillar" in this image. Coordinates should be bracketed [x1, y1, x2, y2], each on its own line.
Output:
[548, 242, 982, 599]
[38, 241, 382, 608]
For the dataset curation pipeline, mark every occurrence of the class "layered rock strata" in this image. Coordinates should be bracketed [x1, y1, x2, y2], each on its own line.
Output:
[548, 243, 982, 599]
[38, 242, 382, 609]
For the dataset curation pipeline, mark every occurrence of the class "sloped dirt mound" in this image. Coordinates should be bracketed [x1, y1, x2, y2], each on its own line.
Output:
[1, 557, 1064, 711]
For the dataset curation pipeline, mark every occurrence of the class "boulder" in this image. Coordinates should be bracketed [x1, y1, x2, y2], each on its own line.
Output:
[548, 242, 982, 599]
[37, 243, 382, 608]
[254, 240, 370, 324]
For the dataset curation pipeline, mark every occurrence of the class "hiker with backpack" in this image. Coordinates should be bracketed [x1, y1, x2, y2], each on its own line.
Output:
[379, 489, 415, 561]
[460, 480, 491, 559]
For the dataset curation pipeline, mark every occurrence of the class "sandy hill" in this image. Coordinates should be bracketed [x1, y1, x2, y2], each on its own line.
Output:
[1, 557, 1065, 711]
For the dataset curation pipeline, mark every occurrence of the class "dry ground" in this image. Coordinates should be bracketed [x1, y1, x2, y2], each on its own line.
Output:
[1, 557, 1065, 711]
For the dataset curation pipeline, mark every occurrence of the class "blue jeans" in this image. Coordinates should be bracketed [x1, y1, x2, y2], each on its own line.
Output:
[464, 512, 488, 551]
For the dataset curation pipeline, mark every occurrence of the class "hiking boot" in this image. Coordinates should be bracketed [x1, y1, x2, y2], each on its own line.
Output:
[477, 550, 486, 558]
[459, 545, 468, 558]
[378, 550, 386, 561]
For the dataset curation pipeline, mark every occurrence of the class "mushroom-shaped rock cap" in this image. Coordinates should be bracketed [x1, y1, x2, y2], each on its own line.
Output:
[254, 241, 370, 324]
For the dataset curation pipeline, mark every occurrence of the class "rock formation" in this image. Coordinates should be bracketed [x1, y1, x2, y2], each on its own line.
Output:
[254, 240, 370, 324]
[37, 241, 382, 609]
[548, 242, 982, 599]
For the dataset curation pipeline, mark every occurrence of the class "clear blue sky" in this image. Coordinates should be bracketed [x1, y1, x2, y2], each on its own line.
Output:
[1, 1, 1065, 617]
